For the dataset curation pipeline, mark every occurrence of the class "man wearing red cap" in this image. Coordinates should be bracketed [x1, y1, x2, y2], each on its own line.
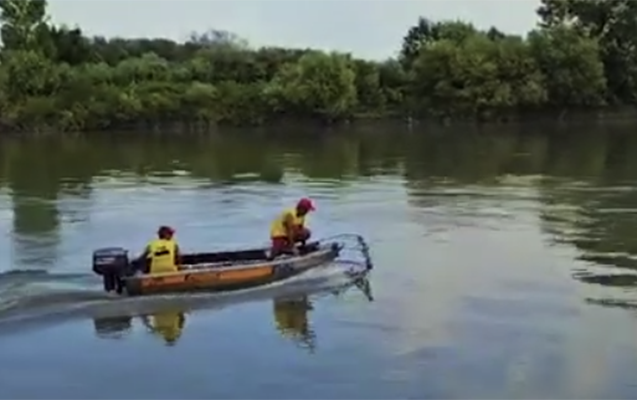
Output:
[140, 225, 181, 274]
[270, 198, 315, 258]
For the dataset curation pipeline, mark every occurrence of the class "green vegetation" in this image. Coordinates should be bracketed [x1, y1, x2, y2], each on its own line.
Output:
[1, 0, 637, 132]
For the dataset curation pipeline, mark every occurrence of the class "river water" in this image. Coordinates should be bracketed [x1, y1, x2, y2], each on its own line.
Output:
[1, 123, 637, 399]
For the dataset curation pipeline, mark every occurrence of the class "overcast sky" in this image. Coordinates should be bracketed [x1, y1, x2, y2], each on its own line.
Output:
[47, 0, 541, 60]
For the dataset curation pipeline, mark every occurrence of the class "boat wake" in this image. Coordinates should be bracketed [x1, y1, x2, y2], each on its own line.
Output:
[0, 260, 371, 336]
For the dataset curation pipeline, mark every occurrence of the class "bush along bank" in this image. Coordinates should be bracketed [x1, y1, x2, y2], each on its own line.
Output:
[2, 0, 637, 132]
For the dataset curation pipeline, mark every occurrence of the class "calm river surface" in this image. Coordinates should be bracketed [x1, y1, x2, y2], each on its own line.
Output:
[2, 123, 637, 399]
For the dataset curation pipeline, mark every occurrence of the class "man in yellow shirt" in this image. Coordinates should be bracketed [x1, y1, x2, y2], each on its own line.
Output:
[141, 226, 181, 274]
[270, 198, 315, 258]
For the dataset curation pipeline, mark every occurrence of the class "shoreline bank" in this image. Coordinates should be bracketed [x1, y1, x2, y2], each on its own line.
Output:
[4, 106, 637, 136]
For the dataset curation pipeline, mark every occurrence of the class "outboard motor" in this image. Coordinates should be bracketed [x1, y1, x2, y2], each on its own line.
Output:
[92, 247, 130, 294]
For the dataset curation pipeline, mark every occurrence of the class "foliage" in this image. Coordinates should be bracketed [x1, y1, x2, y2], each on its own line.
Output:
[0, 0, 637, 132]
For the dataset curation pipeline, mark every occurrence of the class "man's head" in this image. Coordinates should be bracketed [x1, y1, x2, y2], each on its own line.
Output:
[295, 198, 315, 216]
[157, 225, 175, 239]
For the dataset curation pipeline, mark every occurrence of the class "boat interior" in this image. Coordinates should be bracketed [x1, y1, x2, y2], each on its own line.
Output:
[130, 242, 322, 272]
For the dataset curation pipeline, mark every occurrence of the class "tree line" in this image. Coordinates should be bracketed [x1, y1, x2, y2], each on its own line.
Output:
[1, 0, 636, 132]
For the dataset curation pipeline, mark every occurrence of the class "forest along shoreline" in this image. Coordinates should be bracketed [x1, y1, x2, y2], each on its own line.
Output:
[2, 0, 637, 134]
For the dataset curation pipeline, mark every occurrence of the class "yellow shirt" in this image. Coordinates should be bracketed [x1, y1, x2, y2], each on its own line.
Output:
[270, 208, 306, 238]
[147, 239, 177, 274]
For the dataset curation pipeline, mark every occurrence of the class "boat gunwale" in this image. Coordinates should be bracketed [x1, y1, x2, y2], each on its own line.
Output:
[125, 244, 336, 281]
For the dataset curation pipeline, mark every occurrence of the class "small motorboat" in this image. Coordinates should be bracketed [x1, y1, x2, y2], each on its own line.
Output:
[92, 235, 372, 296]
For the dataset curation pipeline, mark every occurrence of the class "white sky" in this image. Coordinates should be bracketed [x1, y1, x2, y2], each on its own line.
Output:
[47, 0, 541, 60]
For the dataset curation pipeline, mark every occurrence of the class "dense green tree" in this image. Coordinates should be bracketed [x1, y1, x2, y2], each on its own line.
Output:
[269, 51, 357, 121]
[537, 0, 637, 103]
[528, 25, 606, 108]
[49, 24, 94, 65]
[399, 18, 478, 69]
[408, 31, 546, 120]
[0, 0, 636, 132]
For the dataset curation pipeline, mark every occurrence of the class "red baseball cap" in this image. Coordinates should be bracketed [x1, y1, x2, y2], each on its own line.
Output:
[297, 198, 315, 211]
[158, 225, 175, 236]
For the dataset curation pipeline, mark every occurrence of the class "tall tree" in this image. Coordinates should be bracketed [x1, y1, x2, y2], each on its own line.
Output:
[0, 0, 49, 51]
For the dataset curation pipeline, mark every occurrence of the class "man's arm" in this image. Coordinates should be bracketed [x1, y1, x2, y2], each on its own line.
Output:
[283, 213, 296, 243]
[134, 245, 152, 274]
[139, 245, 151, 260]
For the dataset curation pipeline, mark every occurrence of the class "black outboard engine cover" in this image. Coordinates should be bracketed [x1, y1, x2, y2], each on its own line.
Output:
[92, 247, 130, 294]
[93, 247, 129, 275]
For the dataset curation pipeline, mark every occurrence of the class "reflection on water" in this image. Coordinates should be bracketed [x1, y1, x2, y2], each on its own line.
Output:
[89, 274, 374, 351]
[94, 311, 189, 346]
[533, 129, 637, 310]
[141, 310, 187, 346]
[0, 130, 404, 273]
[93, 315, 133, 340]
[4, 124, 637, 397]
[273, 296, 316, 352]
